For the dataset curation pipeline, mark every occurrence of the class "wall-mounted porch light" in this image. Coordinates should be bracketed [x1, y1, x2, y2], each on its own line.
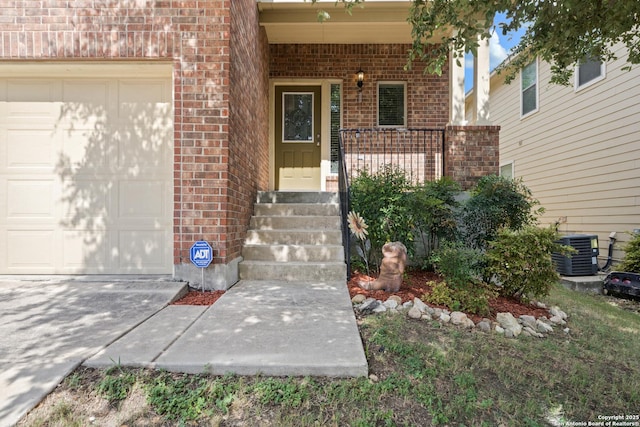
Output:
[356, 68, 365, 103]
[356, 69, 365, 89]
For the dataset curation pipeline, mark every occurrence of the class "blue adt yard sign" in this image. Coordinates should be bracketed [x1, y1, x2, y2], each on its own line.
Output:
[190, 241, 213, 268]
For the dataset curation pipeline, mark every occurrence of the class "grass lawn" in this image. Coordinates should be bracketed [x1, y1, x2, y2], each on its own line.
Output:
[20, 284, 640, 427]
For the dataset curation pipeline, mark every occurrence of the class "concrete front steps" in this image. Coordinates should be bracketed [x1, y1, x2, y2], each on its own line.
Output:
[239, 191, 347, 282]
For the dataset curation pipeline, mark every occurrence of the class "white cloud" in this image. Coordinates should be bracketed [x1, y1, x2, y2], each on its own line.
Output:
[464, 31, 509, 72]
[490, 30, 508, 70]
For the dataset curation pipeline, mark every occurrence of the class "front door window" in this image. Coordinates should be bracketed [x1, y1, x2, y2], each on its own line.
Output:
[282, 93, 314, 142]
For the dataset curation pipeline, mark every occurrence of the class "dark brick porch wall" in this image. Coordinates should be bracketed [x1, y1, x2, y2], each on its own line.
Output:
[269, 44, 450, 129]
[0, 1, 268, 273]
[445, 125, 500, 190]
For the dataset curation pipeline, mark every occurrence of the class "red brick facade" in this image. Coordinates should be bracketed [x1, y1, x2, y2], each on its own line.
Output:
[228, 0, 270, 266]
[0, 2, 497, 285]
[269, 44, 499, 190]
[0, 1, 269, 286]
[445, 125, 500, 190]
[270, 44, 449, 129]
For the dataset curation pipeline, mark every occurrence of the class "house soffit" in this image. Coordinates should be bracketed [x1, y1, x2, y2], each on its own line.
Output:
[257, 1, 447, 44]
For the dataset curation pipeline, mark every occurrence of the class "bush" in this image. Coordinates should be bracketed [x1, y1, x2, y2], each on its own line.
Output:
[423, 280, 495, 316]
[486, 226, 573, 301]
[461, 175, 543, 251]
[430, 242, 484, 286]
[411, 178, 460, 262]
[350, 166, 414, 267]
[617, 232, 640, 273]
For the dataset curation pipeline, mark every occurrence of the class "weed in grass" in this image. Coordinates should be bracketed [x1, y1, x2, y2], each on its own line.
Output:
[96, 365, 136, 403]
[64, 372, 83, 390]
[145, 372, 217, 421]
[252, 377, 311, 408]
[377, 374, 412, 396]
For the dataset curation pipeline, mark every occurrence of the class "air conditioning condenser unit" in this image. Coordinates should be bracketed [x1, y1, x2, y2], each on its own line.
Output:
[552, 234, 599, 276]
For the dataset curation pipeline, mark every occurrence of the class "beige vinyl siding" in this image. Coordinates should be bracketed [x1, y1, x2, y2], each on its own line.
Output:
[490, 43, 640, 263]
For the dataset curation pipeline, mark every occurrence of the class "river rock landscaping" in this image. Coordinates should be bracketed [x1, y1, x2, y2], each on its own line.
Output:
[348, 269, 570, 339]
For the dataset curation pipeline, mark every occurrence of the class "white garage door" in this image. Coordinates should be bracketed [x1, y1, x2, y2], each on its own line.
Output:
[0, 63, 173, 274]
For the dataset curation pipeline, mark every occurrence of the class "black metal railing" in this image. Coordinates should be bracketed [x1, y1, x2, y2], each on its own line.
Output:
[337, 128, 445, 276]
[337, 128, 352, 278]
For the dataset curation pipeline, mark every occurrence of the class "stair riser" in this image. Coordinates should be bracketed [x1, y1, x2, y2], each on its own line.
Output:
[254, 204, 339, 217]
[242, 245, 344, 262]
[250, 216, 341, 231]
[257, 191, 340, 204]
[245, 230, 342, 246]
[239, 263, 346, 282]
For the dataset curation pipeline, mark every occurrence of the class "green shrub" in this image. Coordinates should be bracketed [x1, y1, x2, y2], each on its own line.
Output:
[350, 166, 414, 267]
[486, 226, 573, 301]
[617, 232, 640, 273]
[461, 175, 542, 251]
[430, 242, 484, 286]
[423, 280, 494, 316]
[411, 177, 460, 262]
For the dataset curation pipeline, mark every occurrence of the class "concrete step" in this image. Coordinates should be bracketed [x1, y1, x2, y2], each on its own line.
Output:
[254, 203, 340, 217]
[240, 191, 346, 283]
[250, 215, 341, 231]
[242, 244, 344, 262]
[245, 229, 343, 246]
[239, 261, 346, 282]
[257, 191, 339, 204]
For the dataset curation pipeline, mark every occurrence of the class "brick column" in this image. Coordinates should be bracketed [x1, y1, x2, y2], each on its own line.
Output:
[445, 125, 500, 190]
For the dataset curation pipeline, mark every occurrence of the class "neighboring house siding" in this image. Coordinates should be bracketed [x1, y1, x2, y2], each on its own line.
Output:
[491, 43, 640, 261]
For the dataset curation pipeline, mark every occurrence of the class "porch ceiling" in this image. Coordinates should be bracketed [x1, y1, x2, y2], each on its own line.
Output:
[258, 1, 432, 44]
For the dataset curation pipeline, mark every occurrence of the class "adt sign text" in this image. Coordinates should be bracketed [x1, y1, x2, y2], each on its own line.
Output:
[190, 241, 213, 268]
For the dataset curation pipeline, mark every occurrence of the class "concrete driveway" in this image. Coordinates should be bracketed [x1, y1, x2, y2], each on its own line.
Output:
[0, 276, 186, 427]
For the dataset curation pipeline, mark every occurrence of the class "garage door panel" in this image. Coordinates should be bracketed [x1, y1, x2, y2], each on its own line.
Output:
[116, 81, 172, 172]
[62, 230, 108, 271]
[59, 178, 110, 229]
[6, 229, 56, 271]
[6, 128, 57, 169]
[118, 180, 167, 219]
[61, 128, 111, 173]
[7, 180, 55, 219]
[117, 230, 171, 271]
[5, 80, 58, 121]
[62, 80, 110, 105]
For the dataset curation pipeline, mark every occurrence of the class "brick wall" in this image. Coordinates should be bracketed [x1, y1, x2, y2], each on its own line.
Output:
[0, 1, 254, 282]
[445, 125, 500, 190]
[269, 44, 449, 129]
[270, 44, 500, 190]
[228, 0, 270, 261]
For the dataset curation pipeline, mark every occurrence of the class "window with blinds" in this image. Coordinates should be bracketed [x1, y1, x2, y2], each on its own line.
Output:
[378, 82, 406, 127]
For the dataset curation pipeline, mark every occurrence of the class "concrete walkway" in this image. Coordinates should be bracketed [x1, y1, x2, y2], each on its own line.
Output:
[0, 277, 366, 426]
[86, 280, 368, 377]
[0, 276, 184, 427]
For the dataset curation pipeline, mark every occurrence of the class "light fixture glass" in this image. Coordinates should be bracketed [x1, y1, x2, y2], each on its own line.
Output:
[356, 69, 365, 89]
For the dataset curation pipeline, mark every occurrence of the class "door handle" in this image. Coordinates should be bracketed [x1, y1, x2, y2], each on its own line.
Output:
[316, 134, 320, 147]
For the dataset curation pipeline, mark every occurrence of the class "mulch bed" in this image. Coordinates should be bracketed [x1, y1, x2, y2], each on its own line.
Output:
[172, 289, 225, 306]
[172, 269, 550, 322]
[348, 269, 550, 322]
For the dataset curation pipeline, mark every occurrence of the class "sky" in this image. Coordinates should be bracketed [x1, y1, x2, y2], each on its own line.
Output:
[464, 12, 526, 93]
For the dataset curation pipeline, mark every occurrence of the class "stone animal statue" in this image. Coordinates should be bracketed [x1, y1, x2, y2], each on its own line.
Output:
[358, 241, 407, 293]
